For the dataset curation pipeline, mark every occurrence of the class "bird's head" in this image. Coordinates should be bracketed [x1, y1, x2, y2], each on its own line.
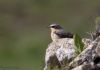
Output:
[48, 23, 63, 32]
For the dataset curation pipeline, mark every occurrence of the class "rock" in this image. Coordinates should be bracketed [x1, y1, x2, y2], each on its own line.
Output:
[44, 38, 76, 70]
[44, 38, 92, 70]
[67, 36, 100, 70]
[44, 38, 100, 70]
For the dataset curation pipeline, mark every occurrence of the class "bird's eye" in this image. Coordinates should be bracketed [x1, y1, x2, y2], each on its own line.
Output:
[51, 26, 56, 28]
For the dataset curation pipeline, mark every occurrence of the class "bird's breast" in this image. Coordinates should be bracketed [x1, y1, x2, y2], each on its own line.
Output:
[51, 32, 60, 42]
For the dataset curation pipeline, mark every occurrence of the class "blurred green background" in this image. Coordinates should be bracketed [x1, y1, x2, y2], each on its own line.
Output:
[0, 0, 100, 70]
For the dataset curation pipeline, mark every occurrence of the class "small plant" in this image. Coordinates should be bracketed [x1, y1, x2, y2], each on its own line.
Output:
[74, 34, 84, 54]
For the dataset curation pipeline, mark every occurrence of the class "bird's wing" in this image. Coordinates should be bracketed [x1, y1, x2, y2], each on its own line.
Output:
[55, 32, 73, 38]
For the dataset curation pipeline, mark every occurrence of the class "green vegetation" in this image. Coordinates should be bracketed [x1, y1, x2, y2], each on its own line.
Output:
[74, 34, 84, 54]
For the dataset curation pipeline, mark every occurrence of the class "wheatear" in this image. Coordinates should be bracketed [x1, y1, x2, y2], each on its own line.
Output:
[48, 23, 73, 41]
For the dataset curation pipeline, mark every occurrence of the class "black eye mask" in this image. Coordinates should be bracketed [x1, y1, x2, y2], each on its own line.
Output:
[51, 25, 62, 29]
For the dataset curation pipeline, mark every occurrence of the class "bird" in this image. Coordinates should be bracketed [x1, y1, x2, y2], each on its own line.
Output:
[44, 23, 74, 70]
[48, 23, 73, 42]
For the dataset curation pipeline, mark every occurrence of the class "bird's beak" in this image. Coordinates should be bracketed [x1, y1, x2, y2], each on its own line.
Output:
[48, 26, 51, 28]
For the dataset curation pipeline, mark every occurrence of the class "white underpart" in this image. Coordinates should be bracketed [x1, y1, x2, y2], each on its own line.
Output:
[50, 28, 64, 42]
